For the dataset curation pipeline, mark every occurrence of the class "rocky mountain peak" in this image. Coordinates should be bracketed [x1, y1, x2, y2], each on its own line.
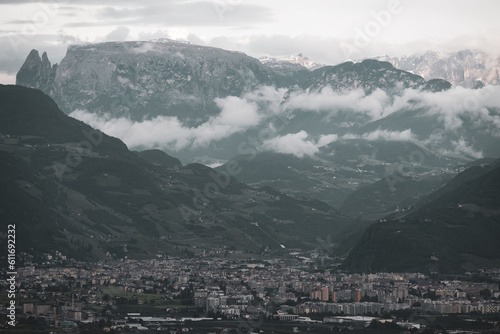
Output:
[16, 49, 57, 94]
[41, 51, 50, 64]
[25, 49, 42, 65]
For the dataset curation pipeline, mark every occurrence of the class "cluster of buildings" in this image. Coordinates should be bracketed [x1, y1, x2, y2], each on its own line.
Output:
[1, 251, 499, 330]
[290, 272, 500, 316]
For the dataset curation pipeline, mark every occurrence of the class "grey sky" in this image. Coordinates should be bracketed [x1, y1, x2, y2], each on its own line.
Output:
[1, 0, 499, 83]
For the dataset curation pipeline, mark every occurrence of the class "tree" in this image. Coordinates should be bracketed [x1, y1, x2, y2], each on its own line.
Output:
[435, 323, 447, 334]
[180, 287, 194, 305]
[368, 319, 380, 329]
[423, 289, 438, 301]
[479, 289, 491, 299]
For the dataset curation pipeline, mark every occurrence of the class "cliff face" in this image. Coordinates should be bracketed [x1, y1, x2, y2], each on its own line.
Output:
[16, 40, 280, 122]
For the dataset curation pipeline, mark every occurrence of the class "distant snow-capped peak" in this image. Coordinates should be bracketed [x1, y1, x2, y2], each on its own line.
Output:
[367, 49, 500, 88]
[259, 53, 325, 70]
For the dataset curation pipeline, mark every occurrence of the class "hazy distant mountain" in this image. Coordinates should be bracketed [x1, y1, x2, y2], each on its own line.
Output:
[373, 50, 500, 88]
[0, 84, 353, 260]
[259, 53, 325, 71]
[297, 59, 440, 94]
[343, 159, 500, 273]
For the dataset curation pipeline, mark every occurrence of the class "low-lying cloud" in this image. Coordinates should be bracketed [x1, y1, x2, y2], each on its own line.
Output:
[439, 138, 484, 160]
[70, 84, 500, 160]
[262, 129, 418, 158]
[284, 87, 391, 120]
[263, 131, 319, 158]
[70, 86, 284, 151]
[414, 85, 500, 135]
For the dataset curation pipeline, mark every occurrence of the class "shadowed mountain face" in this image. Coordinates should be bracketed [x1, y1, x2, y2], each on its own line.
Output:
[343, 160, 500, 274]
[0, 84, 356, 260]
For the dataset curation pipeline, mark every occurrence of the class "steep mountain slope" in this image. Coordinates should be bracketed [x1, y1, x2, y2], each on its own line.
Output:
[374, 50, 500, 88]
[136, 149, 182, 168]
[0, 84, 353, 260]
[343, 160, 500, 273]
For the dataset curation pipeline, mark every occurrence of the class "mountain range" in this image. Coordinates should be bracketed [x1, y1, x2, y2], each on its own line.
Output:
[8, 40, 500, 272]
[373, 50, 500, 88]
[260, 49, 500, 89]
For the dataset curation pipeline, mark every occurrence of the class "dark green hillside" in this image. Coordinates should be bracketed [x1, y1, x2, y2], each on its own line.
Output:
[0, 85, 352, 260]
[343, 160, 500, 273]
[340, 172, 452, 219]
[0, 84, 130, 157]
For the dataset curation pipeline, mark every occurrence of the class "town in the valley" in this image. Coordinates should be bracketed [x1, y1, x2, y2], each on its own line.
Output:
[1, 249, 499, 333]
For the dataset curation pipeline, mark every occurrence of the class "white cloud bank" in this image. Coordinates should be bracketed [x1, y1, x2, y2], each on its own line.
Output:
[263, 131, 319, 158]
[262, 129, 418, 158]
[283, 87, 391, 120]
[283, 85, 500, 133]
[70, 84, 500, 159]
[70, 86, 285, 151]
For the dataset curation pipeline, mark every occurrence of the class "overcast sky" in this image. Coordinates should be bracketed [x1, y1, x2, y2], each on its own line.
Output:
[1, 0, 499, 84]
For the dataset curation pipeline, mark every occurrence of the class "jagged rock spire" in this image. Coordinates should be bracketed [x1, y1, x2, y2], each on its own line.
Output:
[16, 49, 57, 94]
